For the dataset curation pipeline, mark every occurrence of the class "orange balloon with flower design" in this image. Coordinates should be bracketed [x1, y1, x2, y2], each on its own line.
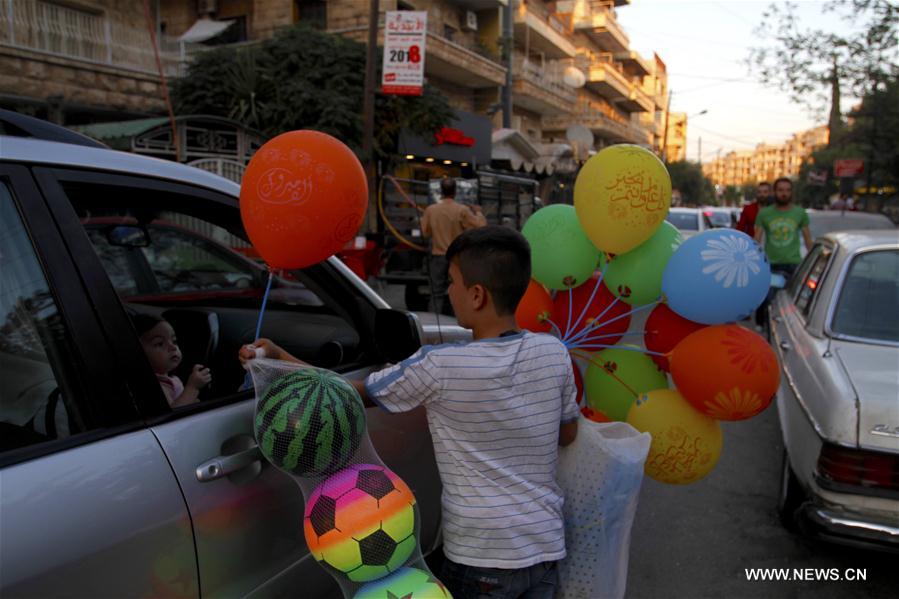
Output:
[515, 279, 554, 333]
[669, 325, 780, 421]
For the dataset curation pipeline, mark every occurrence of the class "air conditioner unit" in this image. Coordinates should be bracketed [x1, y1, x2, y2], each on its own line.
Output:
[463, 10, 478, 31]
[197, 0, 218, 16]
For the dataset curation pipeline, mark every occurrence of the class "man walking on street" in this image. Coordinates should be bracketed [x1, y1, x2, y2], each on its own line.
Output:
[736, 181, 771, 238]
[754, 177, 813, 328]
[421, 178, 486, 315]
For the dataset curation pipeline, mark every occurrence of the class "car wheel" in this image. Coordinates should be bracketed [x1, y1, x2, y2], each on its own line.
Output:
[777, 449, 805, 531]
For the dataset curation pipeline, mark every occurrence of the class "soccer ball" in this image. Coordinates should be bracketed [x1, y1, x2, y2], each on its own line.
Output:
[354, 567, 452, 599]
[304, 464, 417, 582]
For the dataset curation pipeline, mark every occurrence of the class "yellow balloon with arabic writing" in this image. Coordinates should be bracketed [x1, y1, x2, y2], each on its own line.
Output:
[574, 144, 672, 255]
[626, 389, 723, 485]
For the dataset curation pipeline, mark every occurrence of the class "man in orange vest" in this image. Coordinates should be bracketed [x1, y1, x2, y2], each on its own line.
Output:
[421, 178, 487, 315]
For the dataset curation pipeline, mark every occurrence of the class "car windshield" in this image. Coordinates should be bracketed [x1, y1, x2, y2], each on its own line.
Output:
[809, 213, 895, 239]
[666, 212, 699, 230]
[706, 211, 732, 227]
[831, 249, 899, 343]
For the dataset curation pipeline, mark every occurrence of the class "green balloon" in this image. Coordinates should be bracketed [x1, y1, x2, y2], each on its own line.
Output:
[522, 204, 600, 290]
[584, 347, 668, 421]
[600, 221, 682, 306]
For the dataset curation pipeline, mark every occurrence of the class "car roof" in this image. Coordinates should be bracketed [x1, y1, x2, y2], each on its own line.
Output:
[0, 136, 240, 198]
[822, 229, 899, 251]
[669, 207, 700, 212]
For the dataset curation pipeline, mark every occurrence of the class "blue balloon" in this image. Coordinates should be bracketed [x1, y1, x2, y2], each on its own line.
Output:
[661, 229, 770, 324]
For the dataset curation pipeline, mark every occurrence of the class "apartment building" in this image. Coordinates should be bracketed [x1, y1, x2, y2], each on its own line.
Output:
[703, 125, 829, 187]
[0, 0, 194, 124]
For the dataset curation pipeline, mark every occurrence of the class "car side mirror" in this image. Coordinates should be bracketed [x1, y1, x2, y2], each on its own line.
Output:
[374, 309, 422, 363]
[106, 225, 150, 247]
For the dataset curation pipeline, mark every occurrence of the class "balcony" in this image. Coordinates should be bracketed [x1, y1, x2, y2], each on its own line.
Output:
[578, 54, 629, 100]
[513, 0, 576, 59]
[617, 85, 653, 113]
[512, 54, 577, 115]
[543, 104, 649, 145]
[573, 1, 629, 53]
[0, 0, 195, 76]
[615, 50, 651, 78]
[331, 13, 506, 88]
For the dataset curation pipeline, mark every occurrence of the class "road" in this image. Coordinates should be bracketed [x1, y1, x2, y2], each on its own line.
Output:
[625, 403, 898, 598]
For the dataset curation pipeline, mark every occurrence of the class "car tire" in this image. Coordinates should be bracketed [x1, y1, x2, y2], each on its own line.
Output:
[777, 449, 804, 531]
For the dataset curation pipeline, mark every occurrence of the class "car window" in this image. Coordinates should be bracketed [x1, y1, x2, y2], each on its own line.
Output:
[58, 178, 371, 408]
[831, 250, 899, 343]
[707, 211, 731, 227]
[788, 243, 823, 299]
[665, 212, 698, 230]
[0, 182, 87, 451]
[794, 245, 832, 319]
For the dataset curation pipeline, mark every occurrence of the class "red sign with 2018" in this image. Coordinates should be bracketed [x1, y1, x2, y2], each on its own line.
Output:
[833, 159, 864, 177]
[382, 11, 427, 96]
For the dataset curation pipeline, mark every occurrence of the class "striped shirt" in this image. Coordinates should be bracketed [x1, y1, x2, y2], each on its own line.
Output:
[365, 331, 579, 569]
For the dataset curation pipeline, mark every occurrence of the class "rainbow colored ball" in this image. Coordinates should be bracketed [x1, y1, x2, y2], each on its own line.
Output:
[254, 369, 365, 477]
[304, 464, 417, 582]
[354, 567, 453, 599]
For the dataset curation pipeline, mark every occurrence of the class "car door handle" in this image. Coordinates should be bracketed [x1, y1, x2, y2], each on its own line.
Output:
[196, 445, 263, 482]
[779, 341, 791, 351]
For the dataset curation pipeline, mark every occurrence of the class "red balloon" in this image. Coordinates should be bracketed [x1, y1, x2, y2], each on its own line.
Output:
[572, 356, 585, 407]
[670, 325, 779, 421]
[240, 130, 367, 270]
[515, 280, 554, 333]
[644, 304, 707, 371]
[553, 273, 630, 347]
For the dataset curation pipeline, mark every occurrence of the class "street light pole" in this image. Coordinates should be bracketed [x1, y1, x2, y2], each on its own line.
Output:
[362, 0, 380, 232]
[501, 0, 513, 128]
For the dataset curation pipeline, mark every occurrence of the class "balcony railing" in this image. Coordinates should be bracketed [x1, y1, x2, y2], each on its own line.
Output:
[513, 53, 577, 104]
[573, 0, 629, 52]
[516, 0, 569, 38]
[0, 0, 199, 76]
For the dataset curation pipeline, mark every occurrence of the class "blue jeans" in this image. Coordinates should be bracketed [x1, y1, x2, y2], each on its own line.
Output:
[440, 559, 558, 599]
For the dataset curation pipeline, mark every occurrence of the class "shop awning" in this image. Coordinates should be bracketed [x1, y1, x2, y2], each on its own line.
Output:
[178, 18, 235, 43]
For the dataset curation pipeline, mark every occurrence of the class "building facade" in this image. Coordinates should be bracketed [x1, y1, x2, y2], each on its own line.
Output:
[703, 125, 829, 188]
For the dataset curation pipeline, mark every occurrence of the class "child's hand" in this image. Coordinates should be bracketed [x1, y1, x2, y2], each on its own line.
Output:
[187, 364, 212, 389]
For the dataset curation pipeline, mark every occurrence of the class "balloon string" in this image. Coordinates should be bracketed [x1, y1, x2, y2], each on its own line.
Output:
[254, 270, 274, 340]
[564, 281, 574, 340]
[564, 260, 608, 341]
[564, 299, 659, 348]
[567, 294, 623, 345]
[545, 317, 564, 339]
[570, 349, 641, 400]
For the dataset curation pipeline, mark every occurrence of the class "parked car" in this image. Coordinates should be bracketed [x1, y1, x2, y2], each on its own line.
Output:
[800, 209, 896, 257]
[0, 116, 467, 597]
[770, 230, 899, 551]
[665, 207, 712, 238]
[703, 207, 737, 229]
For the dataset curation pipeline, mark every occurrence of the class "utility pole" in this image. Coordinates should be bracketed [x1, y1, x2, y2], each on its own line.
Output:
[697, 136, 702, 165]
[661, 90, 672, 163]
[362, 0, 380, 232]
[501, 0, 513, 128]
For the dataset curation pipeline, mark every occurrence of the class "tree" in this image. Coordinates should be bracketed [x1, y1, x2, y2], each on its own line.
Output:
[748, 0, 898, 127]
[667, 161, 714, 206]
[171, 25, 453, 161]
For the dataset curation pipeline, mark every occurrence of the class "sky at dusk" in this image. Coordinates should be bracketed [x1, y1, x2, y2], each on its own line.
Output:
[616, 0, 856, 161]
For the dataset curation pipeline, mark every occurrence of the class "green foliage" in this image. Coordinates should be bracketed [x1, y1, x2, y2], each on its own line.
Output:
[748, 0, 898, 118]
[666, 160, 714, 206]
[171, 24, 453, 160]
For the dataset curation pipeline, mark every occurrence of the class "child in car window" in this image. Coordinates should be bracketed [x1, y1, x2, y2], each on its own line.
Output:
[131, 313, 211, 408]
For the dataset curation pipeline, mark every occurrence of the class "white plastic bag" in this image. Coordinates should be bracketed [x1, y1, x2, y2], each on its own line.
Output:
[557, 419, 651, 599]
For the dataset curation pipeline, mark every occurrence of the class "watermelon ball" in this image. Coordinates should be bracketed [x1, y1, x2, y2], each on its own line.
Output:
[354, 567, 452, 598]
[304, 464, 418, 583]
[254, 369, 366, 477]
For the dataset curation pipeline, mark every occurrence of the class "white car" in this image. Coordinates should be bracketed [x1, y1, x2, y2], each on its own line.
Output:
[665, 207, 712, 238]
[703, 207, 737, 229]
[771, 230, 899, 551]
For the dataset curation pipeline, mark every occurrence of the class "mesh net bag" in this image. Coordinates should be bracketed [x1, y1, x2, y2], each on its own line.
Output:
[247, 356, 452, 598]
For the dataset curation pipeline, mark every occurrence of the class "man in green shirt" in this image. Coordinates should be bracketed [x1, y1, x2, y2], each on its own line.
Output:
[753, 177, 813, 329]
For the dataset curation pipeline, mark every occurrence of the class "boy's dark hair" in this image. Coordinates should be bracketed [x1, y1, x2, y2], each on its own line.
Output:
[773, 177, 792, 189]
[130, 312, 165, 337]
[758, 181, 771, 188]
[440, 178, 456, 198]
[445, 226, 531, 315]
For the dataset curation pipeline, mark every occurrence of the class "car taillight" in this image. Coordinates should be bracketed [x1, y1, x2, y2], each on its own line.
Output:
[817, 444, 899, 491]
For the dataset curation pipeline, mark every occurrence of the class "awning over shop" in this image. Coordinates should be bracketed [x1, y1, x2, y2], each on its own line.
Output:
[398, 110, 493, 166]
[492, 132, 576, 175]
[178, 18, 235, 43]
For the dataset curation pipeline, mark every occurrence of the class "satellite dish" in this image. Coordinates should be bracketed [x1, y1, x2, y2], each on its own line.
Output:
[566, 124, 594, 162]
[562, 65, 586, 88]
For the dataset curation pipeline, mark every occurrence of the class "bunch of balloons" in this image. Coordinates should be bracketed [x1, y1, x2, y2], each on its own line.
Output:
[519, 145, 780, 485]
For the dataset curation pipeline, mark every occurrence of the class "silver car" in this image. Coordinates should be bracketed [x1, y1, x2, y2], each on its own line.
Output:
[0, 123, 463, 596]
[665, 207, 712, 239]
[771, 229, 899, 551]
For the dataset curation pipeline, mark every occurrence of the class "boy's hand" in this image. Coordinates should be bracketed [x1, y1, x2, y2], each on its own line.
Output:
[239, 338, 306, 366]
[187, 364, 212, 389]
